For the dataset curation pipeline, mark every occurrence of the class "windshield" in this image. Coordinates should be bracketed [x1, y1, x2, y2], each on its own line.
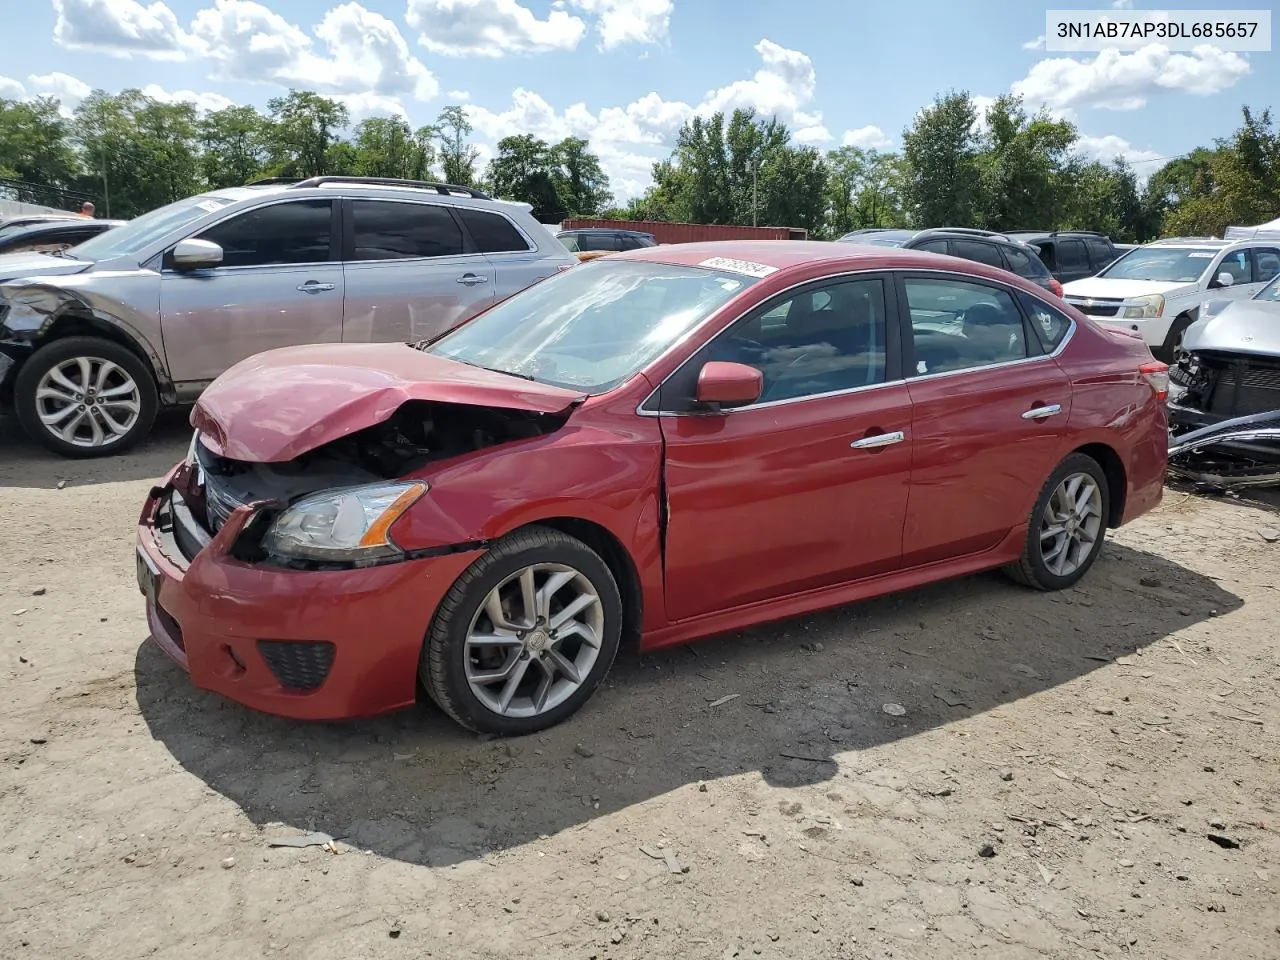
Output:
[1257, 275, 1280, 302]
[69, 195, 233, 261]
[426, 260, 755, 393]
[1099, 247, 1217, 283]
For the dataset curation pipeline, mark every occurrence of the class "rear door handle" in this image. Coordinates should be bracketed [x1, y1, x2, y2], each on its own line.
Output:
[850, 430, 906, 450]
[1022, 404, 1062, 420]
[456, 273, 489, 286]
[296, 281, 335, 293]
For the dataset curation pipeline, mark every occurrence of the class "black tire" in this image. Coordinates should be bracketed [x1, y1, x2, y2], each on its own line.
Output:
[1003, 453, 1111, 591]
[421, 525, 623, 735]
[1155, 313, 1194, 364]
[15, 336, 158, 459]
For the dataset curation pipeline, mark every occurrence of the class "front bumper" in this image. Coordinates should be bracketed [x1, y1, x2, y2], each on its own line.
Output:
[136, 464, 483, 720]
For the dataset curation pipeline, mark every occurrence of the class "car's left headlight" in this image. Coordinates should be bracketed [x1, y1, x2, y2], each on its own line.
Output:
[261, 481, 428, 564]
[1121, 294, 1164, 319]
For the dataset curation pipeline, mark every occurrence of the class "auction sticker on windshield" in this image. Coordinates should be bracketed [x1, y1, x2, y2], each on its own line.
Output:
[699, 256, 778, 279]
[1187, 252, 1215, 258]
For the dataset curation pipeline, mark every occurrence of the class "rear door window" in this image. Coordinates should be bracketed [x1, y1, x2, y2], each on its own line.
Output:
[1250, 247, 1280, 283]
[579, 233, 620, 252]
[1016, 290, 1073, 353]
[915, 239, 950, 254]
[1003, 245, 1048, 279]
[457, 208, 531, 253]
[350, 200, 464, 260]
[1084, 237, 1113, 269]
[904, 276, 1028, 375]
[1057, 239, 1087, 272]
[951, 239, 1005, 269]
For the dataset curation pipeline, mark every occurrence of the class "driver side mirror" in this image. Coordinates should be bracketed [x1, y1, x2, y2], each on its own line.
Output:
[695, 361, 762, 410]
[172, 238, 223, 270]
[1210, 271, 1235, 289]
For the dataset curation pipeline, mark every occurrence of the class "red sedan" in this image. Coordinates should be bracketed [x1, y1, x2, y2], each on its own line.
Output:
[136, 241, 1169, 733]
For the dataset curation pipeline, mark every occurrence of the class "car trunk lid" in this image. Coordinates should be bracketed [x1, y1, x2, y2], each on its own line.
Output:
[191, 342, 587, 463]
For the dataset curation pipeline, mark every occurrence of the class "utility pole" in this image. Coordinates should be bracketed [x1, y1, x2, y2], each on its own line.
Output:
[752, 156, 759, 227]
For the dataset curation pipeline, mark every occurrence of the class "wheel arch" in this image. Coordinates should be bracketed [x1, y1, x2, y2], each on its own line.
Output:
[1072, 441, 1127, 527]
[515, 517, 644, 649]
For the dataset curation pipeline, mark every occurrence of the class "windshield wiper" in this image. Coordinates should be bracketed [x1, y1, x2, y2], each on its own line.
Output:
[445, 355, 539, 382]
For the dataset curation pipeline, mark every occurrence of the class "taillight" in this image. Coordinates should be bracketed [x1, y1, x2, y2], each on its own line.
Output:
[1139, 359, 1169, 402]
[1048, 277, 1064, 298]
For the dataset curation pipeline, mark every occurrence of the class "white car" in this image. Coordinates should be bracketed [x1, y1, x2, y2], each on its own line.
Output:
[1062, 238, 1280, 360]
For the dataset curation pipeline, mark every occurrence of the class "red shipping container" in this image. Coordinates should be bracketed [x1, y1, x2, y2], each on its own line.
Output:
[560, 218, 807, 243]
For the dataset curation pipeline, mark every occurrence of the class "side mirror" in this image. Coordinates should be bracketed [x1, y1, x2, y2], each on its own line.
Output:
[695, 361, 762, 409]
[172, 238, 223, 270]
[1211, 271, 1235, 289]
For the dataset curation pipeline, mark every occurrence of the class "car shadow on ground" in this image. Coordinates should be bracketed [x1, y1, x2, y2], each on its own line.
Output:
[0, 410, 191, 489]
[134, 541, 1241, 868]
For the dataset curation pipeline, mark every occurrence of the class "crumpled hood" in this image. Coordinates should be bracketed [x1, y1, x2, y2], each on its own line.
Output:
[1183, 301, 1280, 358]
[192, 342, 587, 462]
[0, 251, 94, 284]
[1063, 277, 1190, 300]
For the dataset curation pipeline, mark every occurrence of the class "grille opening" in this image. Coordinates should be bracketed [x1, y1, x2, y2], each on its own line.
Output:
[257, 640, 336, 692]
[156, 603, 185, 652]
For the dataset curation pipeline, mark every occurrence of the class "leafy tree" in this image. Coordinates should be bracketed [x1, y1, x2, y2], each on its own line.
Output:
[266, 90, 348, 178]
[199, 106, 270, 188]
[976, 95, 1077, 231]
[352, 116, 437, 180]
[549, 137, 611, 216]
[0, 97, 81, 202]
[487, 134, 563, 220]
[900, 91, 982, 227]
[825, 146, 904, 235]
[1165, 107, 1280, 237]
[757, 144, 828, 235]
[436, 105, 479, 186]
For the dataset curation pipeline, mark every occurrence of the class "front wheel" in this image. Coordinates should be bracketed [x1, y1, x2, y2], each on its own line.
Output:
[1004, 453, 1110, 591]
[421, 526, 623, 735]
[14, 336, 158, 458]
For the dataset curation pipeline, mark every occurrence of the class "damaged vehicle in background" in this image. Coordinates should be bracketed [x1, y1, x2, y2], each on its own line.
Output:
[135, 240, 1169, 734]
[1168, 272, 1280, 488]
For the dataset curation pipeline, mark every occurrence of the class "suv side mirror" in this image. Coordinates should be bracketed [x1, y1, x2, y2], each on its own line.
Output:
[695, 361, 762, 409]
[1210, 271, 1235, 289]
[172, 238, 223, 270]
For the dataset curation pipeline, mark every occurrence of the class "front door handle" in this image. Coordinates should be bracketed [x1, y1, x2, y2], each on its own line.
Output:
[1022, 404, 1062, 420]
[850, 430, 906, 450]
[456, 273, 489, 286]
[297, 281, 335, 293]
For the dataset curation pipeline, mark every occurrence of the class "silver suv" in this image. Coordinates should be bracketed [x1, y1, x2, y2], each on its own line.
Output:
[0, 176, 575, 458]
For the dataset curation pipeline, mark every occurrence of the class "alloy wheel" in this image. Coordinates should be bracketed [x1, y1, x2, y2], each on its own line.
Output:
[34, 356, 142, 448]
[464, 563, 604, 719]
[1039, 472, 1103, 577]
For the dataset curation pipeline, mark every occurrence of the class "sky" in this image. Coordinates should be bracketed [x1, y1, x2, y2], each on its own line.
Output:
[0, 0, 1275, 201]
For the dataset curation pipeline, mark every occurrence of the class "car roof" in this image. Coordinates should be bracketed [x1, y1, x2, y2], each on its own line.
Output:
[1146, 237, 1228, 248]
[6, 218, 124, 236]
[611, 239, 1049, 289]
[201, 180, 536, 214]
[559, 227, 653, 235]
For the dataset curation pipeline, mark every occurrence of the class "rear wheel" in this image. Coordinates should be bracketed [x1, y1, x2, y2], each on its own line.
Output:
[1156, 312, 1194, 363]
[421, 526, 623, 735]
[14, 336, 158, 458]
[1004, 453, 1110, 591]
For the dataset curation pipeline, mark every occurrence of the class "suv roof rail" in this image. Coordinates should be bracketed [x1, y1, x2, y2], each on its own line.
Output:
[246, 177, 303, 186]
[1152, 235, 1222, 244]
[922, 227, 1008, 239]
[289, 175, 493, 199]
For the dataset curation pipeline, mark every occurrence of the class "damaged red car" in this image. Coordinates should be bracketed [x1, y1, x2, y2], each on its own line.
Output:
[136, 241, 1169, 733]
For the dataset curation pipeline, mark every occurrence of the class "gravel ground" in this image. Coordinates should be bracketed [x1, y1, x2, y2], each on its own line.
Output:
[2, 413, 1279, 960]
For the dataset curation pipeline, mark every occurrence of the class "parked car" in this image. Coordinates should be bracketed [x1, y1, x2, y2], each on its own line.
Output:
[557, 227, 657, 260]
[1062, 237, 1280, 361]
[1166, 272, 1280, 487]
[0, 176, 575, 458]
[136, 240, 1169, 731]
[837, 227, 1062, 296]
[0, 217, 124, 256]
[1004, 230, 1122, 283]
[0, 213, 83, 241]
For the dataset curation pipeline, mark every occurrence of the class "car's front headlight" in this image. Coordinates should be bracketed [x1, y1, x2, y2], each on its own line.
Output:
[1121, 294, 1164, 319]
[261, 481, 428, 564]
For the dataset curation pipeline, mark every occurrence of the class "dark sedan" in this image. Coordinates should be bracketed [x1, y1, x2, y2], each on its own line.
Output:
[0, 218, 125, 256]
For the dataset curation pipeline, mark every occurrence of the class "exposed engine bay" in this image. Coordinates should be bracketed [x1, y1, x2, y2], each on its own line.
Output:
[191, 400, 569, 533]
[1168, 350, 1280, 488]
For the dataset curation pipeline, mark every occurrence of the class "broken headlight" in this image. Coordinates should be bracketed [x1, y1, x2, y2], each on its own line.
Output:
[261, 481, 427, 564]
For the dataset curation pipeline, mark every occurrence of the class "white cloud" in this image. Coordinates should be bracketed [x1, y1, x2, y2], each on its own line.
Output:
[1074, 133, 1162, 168]
[1012, 44, 1251, 112]
[698, 39, 815, 120]
[0, 76, 27, 99]
[191, 1, 438, 102]
[445, 89, 471, 102]
[793, 124, 832, 145]
[563, 0, 672, 50]
[1111, 0, 1133, 8]
[52, 0, 193, 60]
[140, 84, 235, 113]
[1022, 35, 1044, 51]
[841, 125, 893, 150]
[29, 72, 93, 114]
[407, 0, 585, 57]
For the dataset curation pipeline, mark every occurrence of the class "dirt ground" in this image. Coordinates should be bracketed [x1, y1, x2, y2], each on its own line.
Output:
[2, 412, 1278, 960]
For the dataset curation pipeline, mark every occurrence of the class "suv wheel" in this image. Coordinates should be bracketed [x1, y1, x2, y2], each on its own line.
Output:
[15, 336, 158, 458]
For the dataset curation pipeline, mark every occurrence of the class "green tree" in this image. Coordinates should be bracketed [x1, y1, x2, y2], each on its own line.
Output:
[825, 146, 904, 235]
[436, 105, 479, 186]
[351, 116, 437, 180]
[757, 144, 828, 235]
[1165, 107, 1280, 237]
[199, 105, 269, 188]
[265, 90, 349, 178]
[976, 94, 1077, 231]
[487, 134, 563, 220]
[0, 97, 80, 202]
[900, 91, 982, 227]
[549, 137, 611, 216]
[134, 98, 201, 205]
